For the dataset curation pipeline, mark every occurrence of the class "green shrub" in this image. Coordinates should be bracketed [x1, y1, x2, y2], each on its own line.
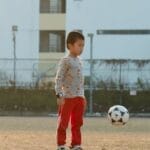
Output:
[0, 88, 149, 113]
[0, 88, 57, 113]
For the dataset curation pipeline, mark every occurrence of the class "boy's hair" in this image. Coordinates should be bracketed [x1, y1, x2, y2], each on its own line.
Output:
[66, 31, 84, 49]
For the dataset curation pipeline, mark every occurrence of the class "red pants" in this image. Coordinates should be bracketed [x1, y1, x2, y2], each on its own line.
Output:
[57, 97, 86, 146]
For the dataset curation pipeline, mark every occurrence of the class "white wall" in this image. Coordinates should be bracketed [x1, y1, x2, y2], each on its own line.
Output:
[0, 0, 39, 59]
[0, 0, 39, 84]
[66, 0, 150, 59]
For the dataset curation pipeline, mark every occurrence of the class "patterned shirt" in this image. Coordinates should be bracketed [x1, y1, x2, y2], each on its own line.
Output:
[55, 55, 84, 98]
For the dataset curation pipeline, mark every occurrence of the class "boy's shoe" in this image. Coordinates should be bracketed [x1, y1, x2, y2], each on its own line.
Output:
[57, 145, 69, 150]
[69, 145, 83, 150]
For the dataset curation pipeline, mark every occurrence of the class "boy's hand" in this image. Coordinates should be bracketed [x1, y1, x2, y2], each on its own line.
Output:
[57, 97, 65, 106]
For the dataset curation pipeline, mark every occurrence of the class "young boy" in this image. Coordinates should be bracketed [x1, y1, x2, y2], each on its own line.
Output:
[55, 31, 86, 150]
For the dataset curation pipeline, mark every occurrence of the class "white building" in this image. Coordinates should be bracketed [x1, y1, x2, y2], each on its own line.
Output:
[0, 0, 39, 85]
[0, 0, 39, 59]
[0, 0, 66, 86]
[0, 0, 149, 87]
[66, 0, 150, 59]
[66, 0, 150, 88]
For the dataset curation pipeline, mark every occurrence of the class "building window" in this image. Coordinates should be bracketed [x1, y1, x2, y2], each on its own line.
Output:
[49, 33, 61, 52]
[49, 0, 61, 13]
[40, 31, 65, 53]
[97, 29, 150, 35]
[40, 0, 66, 13]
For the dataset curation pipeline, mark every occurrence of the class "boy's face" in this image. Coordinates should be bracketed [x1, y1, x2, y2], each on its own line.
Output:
[68, 39, 84, 56]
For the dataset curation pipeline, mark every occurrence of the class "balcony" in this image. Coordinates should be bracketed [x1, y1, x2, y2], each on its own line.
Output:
[40, 13, 66, 30]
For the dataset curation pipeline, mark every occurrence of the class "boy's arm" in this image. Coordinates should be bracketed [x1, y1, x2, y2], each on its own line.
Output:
[55, 58, 68, 97]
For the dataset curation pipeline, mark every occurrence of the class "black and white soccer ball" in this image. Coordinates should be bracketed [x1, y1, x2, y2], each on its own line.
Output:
[108, 105, 129, 126]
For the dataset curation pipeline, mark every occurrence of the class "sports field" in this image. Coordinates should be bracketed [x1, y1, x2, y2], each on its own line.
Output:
[0, 117, 150, 150]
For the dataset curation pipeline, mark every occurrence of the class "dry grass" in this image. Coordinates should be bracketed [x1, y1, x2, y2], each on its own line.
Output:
[0, 117, 150, 150]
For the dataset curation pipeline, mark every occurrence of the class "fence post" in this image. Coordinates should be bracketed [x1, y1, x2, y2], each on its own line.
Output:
[87, 33, 94, 114]
[12, 25, 18, 88]
[119, 61, 122, 105]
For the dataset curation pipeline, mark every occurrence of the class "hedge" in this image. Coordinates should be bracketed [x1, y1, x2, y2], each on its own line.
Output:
[0, 88, 57, 113]
[0, 88, 150, 114]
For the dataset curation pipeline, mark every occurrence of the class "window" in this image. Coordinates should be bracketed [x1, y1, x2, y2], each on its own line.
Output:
[40, 0, 50, 13]
[40, 0, 66, 13]
[49, 33, 61, 52]
[97, 29, 150, 35]
[49, 0, 61, 13]
[40, 31, 65, 53]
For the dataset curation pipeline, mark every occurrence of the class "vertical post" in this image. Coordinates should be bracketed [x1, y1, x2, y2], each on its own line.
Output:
[87, 33, 94, 114]
[119, 61, 122, 105]
[12, 25, 18, 88]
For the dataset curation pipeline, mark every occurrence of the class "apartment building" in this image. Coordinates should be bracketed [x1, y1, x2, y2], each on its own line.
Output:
[38, 0, 66, 86]
[67, 0, 150, 59]
[0, 0, 39, 85]
[66, 0, 150, 87]
[40, 0, 66, 60]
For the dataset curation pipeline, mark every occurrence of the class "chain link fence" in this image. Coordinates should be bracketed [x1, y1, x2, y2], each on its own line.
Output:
[0, 58, 58, 88]
[84, 59, 150, 91]
[0, 58, 150, 90]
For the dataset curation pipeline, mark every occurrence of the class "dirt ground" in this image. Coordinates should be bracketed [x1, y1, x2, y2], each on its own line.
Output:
[0, 117, 150, 150]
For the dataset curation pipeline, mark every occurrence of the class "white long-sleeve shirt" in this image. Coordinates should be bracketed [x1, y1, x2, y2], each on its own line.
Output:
[55, 55, 84, 98]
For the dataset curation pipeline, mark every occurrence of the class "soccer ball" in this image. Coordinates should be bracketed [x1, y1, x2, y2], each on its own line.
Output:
[108, 105, 129, 126]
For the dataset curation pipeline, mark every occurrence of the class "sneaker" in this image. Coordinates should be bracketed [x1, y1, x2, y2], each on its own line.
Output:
[69, 145, 83, 150]
[57, 145, 69, 150]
